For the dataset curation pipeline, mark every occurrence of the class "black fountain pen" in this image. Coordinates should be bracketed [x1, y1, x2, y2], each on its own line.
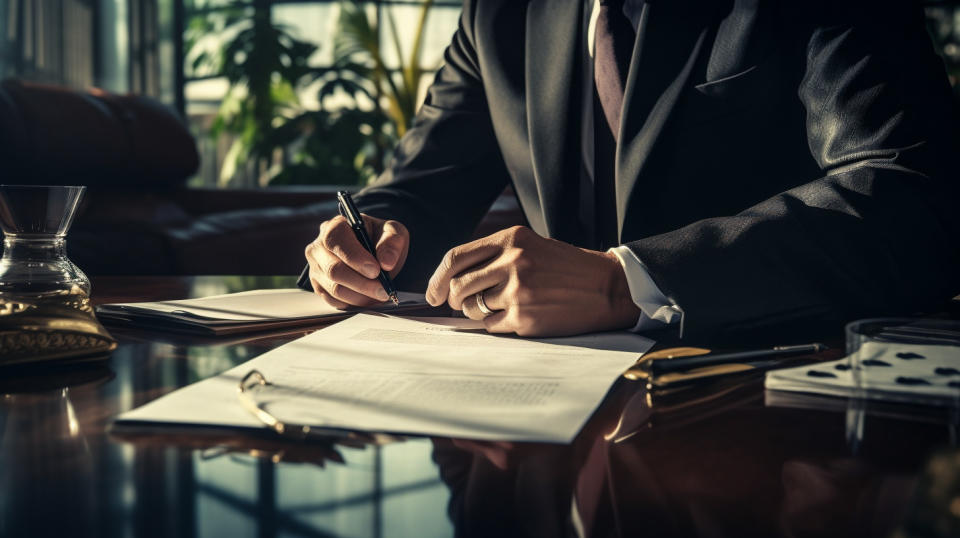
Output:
[295, 191, 399, 306]
[337, 190, 399, 306]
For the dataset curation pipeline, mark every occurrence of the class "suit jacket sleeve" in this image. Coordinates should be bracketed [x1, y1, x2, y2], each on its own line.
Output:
[624, 3, 960, 340]
[354, 1, 509, 290]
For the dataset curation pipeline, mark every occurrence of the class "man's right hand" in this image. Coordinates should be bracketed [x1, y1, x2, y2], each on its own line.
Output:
[304, 214, 410, 308]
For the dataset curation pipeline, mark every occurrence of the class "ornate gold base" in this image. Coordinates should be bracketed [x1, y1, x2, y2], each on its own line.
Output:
[0, 293, 117, 366]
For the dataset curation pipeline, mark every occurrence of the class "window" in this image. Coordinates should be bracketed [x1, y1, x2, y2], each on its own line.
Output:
[0, 0, 177, 97]
[182, 0, 464, 189]
[0, 1, 955, 190]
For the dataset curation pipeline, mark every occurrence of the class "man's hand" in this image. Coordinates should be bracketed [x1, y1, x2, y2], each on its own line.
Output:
[304, 214, 409, 308]
[426, 226, 640, 336]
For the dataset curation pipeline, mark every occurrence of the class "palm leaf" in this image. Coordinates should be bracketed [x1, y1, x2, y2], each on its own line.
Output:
[404, 0, 433, 107]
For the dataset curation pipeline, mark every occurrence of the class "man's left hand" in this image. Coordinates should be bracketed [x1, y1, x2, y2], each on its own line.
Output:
[426, 226, 641, 336]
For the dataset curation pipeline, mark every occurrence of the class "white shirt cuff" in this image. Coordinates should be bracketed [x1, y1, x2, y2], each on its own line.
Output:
[608, 246, 684, 334]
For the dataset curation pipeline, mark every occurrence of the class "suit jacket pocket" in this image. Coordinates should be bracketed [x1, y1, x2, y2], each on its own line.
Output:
[693, 64, 759, 97]
[670, 64, 768, 132]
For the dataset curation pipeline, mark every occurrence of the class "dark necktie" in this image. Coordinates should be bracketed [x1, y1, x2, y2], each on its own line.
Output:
[594, 0, 636, 140]
[592, 0, 635, 248]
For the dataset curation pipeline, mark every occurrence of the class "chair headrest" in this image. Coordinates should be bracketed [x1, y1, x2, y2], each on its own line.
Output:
[0, 79, 199, 190]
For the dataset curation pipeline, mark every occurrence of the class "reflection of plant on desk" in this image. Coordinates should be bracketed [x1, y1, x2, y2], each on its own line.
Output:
[187, 0, 440, 187]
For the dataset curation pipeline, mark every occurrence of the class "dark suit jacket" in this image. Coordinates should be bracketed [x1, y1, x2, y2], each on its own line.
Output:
[356, 0, 960, 339]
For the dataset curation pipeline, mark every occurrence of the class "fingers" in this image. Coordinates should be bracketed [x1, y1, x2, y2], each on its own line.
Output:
[460, 291, 485, 321]
[302, 253, 352, 309]
[373, 220, 409, 273]
[307, 258, 377, 307]
[313, 287, 349, 310]
[316, 247, 390, 303]
[427, 241, 502, 306]
[320, 216, 381, 279]
[460, 282, 508, 321]
[479, 284, 533, 334]
[446, 261, 504, 311]
[482, 309, 520, 334]
[304, 244, 325, 295]
[305, 214, 404, 307]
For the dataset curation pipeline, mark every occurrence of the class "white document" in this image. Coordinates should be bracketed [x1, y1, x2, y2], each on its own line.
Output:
[116, 314, 654, 443]
[95, 289, 430, 335]
[99, 289, 427, 321]
[765, 342, 960, 405]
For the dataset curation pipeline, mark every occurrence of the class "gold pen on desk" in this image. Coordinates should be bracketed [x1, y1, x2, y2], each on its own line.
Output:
[624, 343, 827, 382]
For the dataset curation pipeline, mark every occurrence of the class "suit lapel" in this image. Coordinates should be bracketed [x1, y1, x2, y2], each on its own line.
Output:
[615, 1, 712, 241]
[525, 0, 584, 239]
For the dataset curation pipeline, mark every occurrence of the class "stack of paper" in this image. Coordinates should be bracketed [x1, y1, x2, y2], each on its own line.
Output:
[96, 289, 428, 335]
[114, 314, 654, 443]
[765, 342, 960, 406]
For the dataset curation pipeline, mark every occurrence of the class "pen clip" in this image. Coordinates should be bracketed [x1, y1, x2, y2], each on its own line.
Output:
[336, 191, 363, 229]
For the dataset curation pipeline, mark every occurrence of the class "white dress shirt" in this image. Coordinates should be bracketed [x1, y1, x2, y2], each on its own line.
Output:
[609, 246, 684, 334]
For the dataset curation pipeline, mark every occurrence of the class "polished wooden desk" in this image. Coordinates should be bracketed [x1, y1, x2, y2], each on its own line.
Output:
[1, 276, 957, 537]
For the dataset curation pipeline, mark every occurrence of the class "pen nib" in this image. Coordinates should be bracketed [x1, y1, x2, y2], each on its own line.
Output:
[390, 293, 400, 307]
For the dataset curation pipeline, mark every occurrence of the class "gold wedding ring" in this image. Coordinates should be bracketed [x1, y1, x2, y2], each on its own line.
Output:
[475, 291, 494, 316]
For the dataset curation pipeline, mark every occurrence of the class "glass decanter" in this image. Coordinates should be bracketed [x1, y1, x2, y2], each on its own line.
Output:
[0, 185, 90, 313]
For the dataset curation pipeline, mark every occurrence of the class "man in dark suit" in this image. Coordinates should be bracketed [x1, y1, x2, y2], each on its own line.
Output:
[303, 0, 960, 339]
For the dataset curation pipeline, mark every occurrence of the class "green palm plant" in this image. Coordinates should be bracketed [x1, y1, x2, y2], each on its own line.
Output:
[273, 0, 441, 185]
[323, 0, 436, 140]
[187, 0, 317, 186]
[187, 0, 444, 187]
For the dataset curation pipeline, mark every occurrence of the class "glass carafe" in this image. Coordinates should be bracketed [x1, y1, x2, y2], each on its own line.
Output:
[0, 185, 90, 312]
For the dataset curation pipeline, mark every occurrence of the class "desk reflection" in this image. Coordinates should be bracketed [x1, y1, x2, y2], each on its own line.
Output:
[0, 337, 454, 538]
[432, 379, 957, 538]
[2, 276, 957, 537]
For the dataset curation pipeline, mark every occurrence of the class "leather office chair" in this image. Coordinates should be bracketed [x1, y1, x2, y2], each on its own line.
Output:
[0, 79, 525, 276]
